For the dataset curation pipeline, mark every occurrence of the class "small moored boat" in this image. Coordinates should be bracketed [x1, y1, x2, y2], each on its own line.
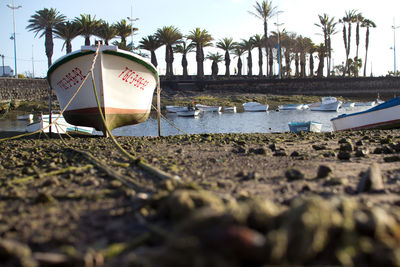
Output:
[308, 97, 342, 112]
[331, 97, 400, 131]
[177, 108, 200, 117]
[165, 105, 189, 113]
[17, 114, 34, 121]
[27, 114, 94, 135]
[243, 102, 269, 112]
[288, 121, 322, 133]
[278, 104, 307, 111]
[195, 104, 221, 112]
[224, 106, 237, 113]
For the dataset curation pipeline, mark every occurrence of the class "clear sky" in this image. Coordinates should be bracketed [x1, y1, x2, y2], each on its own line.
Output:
[1, 0, 400, 78]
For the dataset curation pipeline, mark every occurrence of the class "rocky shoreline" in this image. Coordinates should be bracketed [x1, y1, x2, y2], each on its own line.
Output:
[1, 128, 400, 266]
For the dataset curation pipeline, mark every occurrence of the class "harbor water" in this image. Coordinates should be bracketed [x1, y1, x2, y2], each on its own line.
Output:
[0, 106, 370, 136]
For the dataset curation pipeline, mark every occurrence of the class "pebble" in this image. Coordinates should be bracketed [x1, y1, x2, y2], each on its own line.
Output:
[317, 165, 332, 179]
[285, 168, 304, 181]
[357, 163, 384, 193]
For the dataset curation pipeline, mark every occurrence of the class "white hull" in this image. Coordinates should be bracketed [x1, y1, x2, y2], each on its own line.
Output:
[243, 102, 269, 112]
[309, 97, 341, 112]
[195, 104, 221, 112]
[166, 106, 189, 113]
[278, 104, 306, 110]
[47, 45, 158, 134]
[27, 114, 94, 134]
[17, 114, 34, 121]
[331, 97, 400, 131]
[341, 102, 355, 108]
[177, 109, 200, 117]
[224, 106, 237, 113]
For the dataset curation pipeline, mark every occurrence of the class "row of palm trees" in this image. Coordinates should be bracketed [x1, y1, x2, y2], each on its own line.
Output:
[26, 1, 376, 79]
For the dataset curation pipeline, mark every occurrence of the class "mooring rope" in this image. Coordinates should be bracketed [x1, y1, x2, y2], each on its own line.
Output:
[151, 103, 190, 135]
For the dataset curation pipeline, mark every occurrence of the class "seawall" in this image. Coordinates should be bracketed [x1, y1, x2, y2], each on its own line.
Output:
[1, 76, 399, 101]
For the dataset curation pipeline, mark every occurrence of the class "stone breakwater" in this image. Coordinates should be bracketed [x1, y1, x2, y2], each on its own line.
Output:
[0, 130, 400, 266]
[1, 76, 400, 102]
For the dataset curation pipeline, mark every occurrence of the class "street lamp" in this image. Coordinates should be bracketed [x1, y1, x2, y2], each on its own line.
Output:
[127, 6, 139, 52]
[274, 11, 284, 79]
[7, 0, 22, 78]
[392, 18, 400, 75]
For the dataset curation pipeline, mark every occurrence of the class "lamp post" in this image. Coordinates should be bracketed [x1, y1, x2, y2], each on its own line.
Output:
[7, 0, 22, 78]
[392, 19, 400, 75]
[127, 6, 139, 52]
[274, 11, 283, 79]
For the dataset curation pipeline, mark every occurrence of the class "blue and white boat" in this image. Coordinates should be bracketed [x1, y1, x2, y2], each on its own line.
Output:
[331, 97, 400, 131]
[288, 121, 322, 133]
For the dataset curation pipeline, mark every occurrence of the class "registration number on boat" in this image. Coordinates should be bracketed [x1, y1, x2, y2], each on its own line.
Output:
[118, 67, 149, 90]
[56, 67, 86, 90]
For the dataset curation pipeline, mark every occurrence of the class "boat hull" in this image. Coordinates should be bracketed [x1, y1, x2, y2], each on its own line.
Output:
[47, 46, 158, 133]
[331, 97, 400, 131]
[27, 114, 94, 134]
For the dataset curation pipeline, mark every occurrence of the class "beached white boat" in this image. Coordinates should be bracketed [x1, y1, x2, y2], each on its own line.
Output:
[27, 114, 94, 134]
[308, 97, 342, 112]
[243, 102, 269, 112]
[195, 104, 221, 112]
[331, 97, 400, 131]
[278, 104, 307, 111]
[47, 45, 158, 136]
[17, 114, 34, 121]
[288, 121, 322, 133]
[224, 106, 237, 113]
[165, 105, 189, 113]
[177, 109, 200, 117]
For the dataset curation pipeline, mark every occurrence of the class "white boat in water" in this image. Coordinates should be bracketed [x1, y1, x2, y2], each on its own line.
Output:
[331, 97, 400, 131]
[195, 104, 221, 112]
[341, 101, 355, 108]
[278, 104, 307, 111]
[177, 109, 200, 117]
[243, 102, 269, 112]
[288, 121, 322, 133]
[165, 105, 189, 113]
[17, 114, 34, 121]
[47, 45, 158, 136]
[308, 97, 342, 112]
[27, 114, 94, 135]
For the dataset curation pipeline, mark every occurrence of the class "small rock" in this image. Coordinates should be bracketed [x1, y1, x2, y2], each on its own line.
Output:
[35, 192, 56, 204]
[290, 151, 300, 157]
[312, 144, 326, 151]
[337, 151, 351, 160]
[339, 143, 353, 152]
[317, 165, 332, 178]
[355, 149, 369, 157]
[383, 156, 400, 162]
[274, 150, 287, 157]
[285, 168, 304, 181]
[357, 163, 384, 193]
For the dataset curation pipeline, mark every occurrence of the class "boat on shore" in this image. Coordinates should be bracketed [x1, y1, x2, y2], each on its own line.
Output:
[47, 45, 158, 136]
[195, 104, 221, 112]
[331, 97, 400, 131]
[308, 97, 342, 112]
[27, 114, 94, 134]
[288, 121, 322, 133]
[243, 102, 269, 112]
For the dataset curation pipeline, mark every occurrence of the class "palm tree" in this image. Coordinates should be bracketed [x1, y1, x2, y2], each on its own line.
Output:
[315, 43, 326, 77]
[249, 0, 277, 76]
[308, 43, 317, 77]
[295, 35, 313, 77]
[206, 52, 223, 78]
[54, 21, 81, 54]
[339, 10, 358, 76]
[139, 35, 163, 67]
[252, 34, 265, 76]
[173, 41, 195, 77]
[240, 38, 255, 76]
[114, 19, 135, 49]
[26, 8, 66, 67]
[187, 28, 213, 78]
[315, 13, 337, 76]
[361, 18, 376, 76]
[155, 26, 182, 77]
[232, 47, 246, 76]
[95, 22, 117, 45]
[216, 37, 237, 77]
[355, 13, 364, 59]
[74, 14, 102, 46]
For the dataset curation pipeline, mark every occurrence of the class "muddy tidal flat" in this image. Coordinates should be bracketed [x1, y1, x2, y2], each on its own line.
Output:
[1, 130, 400, 267]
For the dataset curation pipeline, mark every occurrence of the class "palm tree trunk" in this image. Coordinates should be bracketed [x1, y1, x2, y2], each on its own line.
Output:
[225, 51, 230, 77]
[264, 20, 269, 77]
[268, 48, 273, 76]
[363, 27, 370, 76]
[258, 47, 263, 76]
[237, 58, 242, 76]
[85, 36, 90, 46]
[309, 53, 314, 77]
[182, 54, 188, 77]
[247, 51, 252, 76]
[151, 51, 158, 67]
[196, 44, 204, 78]
[45, 30, 54, 67]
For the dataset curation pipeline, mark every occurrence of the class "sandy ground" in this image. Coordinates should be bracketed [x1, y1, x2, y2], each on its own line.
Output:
[0, 128, 400, 266]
